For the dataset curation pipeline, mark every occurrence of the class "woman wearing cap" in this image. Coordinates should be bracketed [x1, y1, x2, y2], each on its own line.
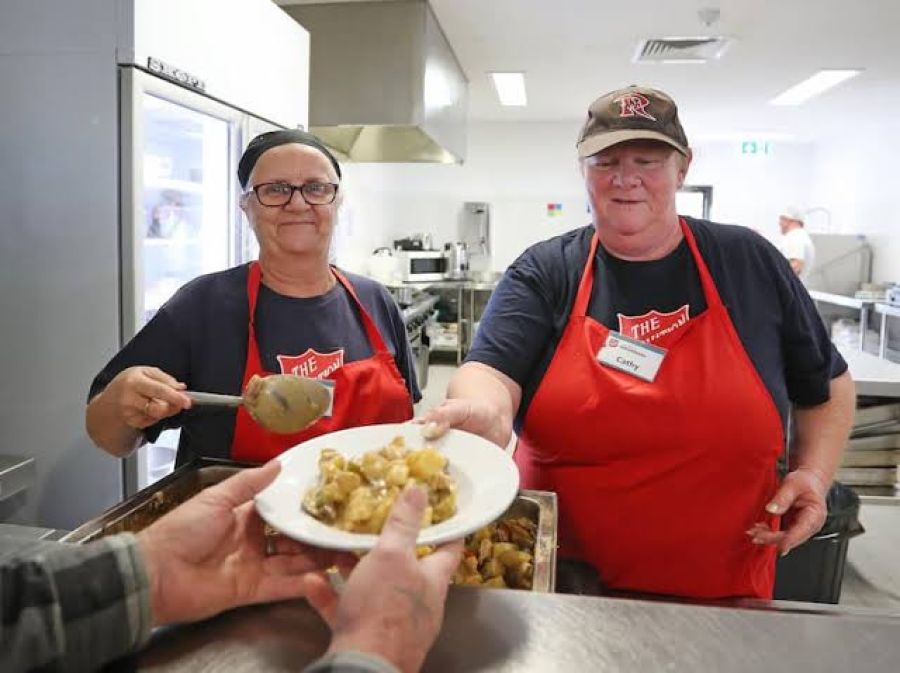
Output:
[87, 130, 417, 465]
[424, 86, 854, 600]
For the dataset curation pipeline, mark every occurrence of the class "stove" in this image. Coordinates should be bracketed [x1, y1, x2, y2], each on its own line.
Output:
[400, 294, 439, 390]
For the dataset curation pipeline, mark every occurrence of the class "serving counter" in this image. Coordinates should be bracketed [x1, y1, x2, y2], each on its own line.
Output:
[127, 589, 900, 672]
[839, 346, 900, 398]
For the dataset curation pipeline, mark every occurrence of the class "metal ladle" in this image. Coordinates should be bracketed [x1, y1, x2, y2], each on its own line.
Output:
[188, 374, 330, 434]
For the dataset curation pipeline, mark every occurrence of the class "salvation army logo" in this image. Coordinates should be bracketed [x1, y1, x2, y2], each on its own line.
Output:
[276, 348, 344, 379]
[617, 305, 690, 344]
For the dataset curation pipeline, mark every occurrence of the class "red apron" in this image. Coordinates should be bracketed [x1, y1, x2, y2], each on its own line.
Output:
[516, 219, 783, 599]
[231, 262, 413, 462]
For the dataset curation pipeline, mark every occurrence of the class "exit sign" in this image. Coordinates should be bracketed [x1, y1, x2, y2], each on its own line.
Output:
[741, 140, 772, 155]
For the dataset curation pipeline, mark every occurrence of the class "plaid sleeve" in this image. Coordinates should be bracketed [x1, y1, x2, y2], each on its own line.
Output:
[0, 533, 152, 672]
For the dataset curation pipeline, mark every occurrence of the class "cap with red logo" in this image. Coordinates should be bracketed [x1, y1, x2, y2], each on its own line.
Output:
[576, 85, 689, 159]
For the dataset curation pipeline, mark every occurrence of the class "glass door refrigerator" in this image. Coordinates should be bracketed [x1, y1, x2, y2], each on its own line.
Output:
[119, 67, 278, 492]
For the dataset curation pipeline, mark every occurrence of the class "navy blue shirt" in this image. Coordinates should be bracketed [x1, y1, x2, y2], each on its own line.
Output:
[89, 264, 419, 464]
[467, 218, 847, 434]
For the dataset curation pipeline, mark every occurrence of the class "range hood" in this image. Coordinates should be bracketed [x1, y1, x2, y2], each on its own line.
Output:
[283, 0, 468, 163]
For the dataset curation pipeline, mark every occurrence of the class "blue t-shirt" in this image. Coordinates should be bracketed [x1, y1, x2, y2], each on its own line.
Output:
[89, 264, 420, 464]
[466, 217, 847, 434]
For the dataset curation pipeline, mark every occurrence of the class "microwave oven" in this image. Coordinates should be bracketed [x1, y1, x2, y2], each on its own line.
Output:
[396, 251, 447, 282]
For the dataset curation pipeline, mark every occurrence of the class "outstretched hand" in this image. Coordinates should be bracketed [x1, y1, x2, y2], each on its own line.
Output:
[138, 461, 351, 625]
[303, 486, 464, 673]
[419, 398, 509, 448]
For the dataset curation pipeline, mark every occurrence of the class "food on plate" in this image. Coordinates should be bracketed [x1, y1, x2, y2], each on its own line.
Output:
[453, 516, 537, 590]
[302, 436, 457, 533]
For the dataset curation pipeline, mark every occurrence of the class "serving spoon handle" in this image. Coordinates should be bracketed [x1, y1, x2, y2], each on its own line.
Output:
[186, 391, 244, 408]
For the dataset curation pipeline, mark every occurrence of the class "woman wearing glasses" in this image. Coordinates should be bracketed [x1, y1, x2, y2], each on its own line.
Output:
[86, 130, 417, 465]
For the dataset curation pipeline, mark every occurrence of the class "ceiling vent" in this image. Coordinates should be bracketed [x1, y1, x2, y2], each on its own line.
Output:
[634, 37, 731, 63]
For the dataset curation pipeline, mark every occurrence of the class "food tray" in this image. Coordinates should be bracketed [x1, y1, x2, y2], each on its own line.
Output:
[60, 458, 253, 543]
[61, 459, 558, 592]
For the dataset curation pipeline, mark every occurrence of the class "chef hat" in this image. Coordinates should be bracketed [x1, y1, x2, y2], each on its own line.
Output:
[780, 206, 805, 222]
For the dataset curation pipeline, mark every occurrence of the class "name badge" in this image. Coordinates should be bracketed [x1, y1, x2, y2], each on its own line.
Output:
[319, 379, 336, 418]
[596, 331, 667, 382]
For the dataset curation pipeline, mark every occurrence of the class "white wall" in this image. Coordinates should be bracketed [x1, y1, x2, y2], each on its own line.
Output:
[333, 120, 821, 274]
[129, 0, 309, 127]
[688, 141, 817, 242]
[333, 121, 584, 274]
[809, 123, 900, 283]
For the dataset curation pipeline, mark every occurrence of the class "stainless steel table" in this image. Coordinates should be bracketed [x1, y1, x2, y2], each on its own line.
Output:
[839, 346, 900, 398]
[0, 455, 35, 503]
[875, 303, 900, 360]
[397, 277, 499, 364]
[810, 290, 875, 351]
[135, 589, 900, 672]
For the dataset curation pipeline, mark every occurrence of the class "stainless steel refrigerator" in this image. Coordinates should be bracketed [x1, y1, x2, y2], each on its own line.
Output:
[0, 0, 307, 530]
[120, 68, 282, 492]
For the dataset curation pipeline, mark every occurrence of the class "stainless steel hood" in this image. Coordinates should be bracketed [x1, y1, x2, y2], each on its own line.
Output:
[282, 0, 468, 163]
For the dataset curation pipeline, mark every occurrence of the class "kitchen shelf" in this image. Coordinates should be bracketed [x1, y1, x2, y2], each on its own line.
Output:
[809, 290, 876, 352]
[839, 346, 900, 398]
[875, 303, 900, 360]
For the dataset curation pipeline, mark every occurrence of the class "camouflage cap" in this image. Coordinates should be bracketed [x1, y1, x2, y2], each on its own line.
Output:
[576, 85, 689, 158]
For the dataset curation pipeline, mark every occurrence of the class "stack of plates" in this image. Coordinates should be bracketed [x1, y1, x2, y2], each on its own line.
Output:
[838, 403, 900, 496]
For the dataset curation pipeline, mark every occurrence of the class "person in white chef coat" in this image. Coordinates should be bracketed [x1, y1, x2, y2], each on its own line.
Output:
[778, 206, 816, 283]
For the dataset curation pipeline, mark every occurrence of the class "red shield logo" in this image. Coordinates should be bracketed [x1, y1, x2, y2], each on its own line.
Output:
[617, 305, 690, 344]
[276, 348, 345, 379]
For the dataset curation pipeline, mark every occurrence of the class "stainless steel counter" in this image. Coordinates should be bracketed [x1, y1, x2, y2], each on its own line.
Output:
[0, 455, 35, 502]
[386, 276, 501, 293]
[134, 589, 900, 672]
[875, 303, 900, 359]
[839, 346, 900, 398]
[810, 291, 875, 352]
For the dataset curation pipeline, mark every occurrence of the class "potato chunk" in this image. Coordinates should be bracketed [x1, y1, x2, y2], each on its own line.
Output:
[302, 438, 456, 535]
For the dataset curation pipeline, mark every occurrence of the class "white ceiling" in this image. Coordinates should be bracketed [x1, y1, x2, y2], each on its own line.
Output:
[277, 0, 900, 143]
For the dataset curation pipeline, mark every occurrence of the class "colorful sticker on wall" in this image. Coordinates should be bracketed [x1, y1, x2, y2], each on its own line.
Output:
[547, 202, 563, 217]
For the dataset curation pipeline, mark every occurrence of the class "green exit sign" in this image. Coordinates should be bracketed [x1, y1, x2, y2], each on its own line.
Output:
[741, 140, 771, 155]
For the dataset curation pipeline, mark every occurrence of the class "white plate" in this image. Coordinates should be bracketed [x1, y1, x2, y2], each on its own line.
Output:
[254, 422, 520, 551]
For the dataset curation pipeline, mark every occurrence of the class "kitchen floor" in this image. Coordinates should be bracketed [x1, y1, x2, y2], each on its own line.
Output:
[415, 363, 517, 452]
[416, 364, 900, 612]
[841, 501, 900, 612]
[414, 363, 456, 417]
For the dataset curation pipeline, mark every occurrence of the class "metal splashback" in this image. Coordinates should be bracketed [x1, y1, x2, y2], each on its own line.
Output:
[282, 0, 467, 163]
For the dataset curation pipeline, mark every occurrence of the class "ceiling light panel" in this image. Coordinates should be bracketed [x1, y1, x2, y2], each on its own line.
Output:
[491, 72, 527, 106]
[770, 69, 862, 106]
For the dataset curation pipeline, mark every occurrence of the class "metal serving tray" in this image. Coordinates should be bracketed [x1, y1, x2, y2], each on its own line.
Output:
[61, 458, 253, 543]
[492, 490, 557, 592]
[61, 459, 559, 592]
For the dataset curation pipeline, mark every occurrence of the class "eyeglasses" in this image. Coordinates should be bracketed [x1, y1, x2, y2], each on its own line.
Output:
[249, 181, 339, 207]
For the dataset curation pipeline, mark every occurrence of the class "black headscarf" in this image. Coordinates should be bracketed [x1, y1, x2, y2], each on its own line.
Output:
[237, 129, 342, 189]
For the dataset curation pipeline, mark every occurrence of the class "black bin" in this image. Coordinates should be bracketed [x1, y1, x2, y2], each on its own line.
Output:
[773, 481, 865, 604]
